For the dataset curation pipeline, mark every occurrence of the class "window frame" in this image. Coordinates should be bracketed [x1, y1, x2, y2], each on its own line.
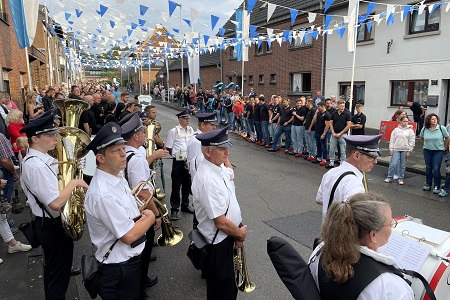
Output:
[258, 75, 264, 85]
[289, 72, 312, 95]
[270, 74, 276, 84]
[408, 4, 440, 35]
[229, 46, 237, 60]
[248, 75, 253, 85]
[357, 16, 375, 43]
[390, 80, 429, 106]
[0, 0, 7, 23]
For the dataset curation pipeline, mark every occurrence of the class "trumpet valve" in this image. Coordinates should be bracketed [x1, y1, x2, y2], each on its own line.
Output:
[156, 193, 166, 200]
[155, 188, 161, 194]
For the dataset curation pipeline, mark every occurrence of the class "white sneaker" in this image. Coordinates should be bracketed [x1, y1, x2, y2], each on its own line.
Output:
[8, 241, 32, 253]
[0, 258, 3, 264]
[393, 175, 399, 179]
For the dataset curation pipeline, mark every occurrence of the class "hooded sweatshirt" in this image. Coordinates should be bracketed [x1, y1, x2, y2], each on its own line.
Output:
[389, 124, 415, 152]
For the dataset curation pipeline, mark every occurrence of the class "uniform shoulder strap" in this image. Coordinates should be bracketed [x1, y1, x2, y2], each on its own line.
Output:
[328, 171, 356, 209]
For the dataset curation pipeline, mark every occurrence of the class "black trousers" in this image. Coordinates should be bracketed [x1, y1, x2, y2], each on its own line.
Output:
[98, 255, 141, 300]
[204, 236, 238, 300]
[35, 216, 73, 300]
[169, 159, 191, 212]
[140, 224, 155, 291]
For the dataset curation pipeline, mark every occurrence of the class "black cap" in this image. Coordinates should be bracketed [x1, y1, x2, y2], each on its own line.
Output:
[20, 110, 60, 138]
[344, 134, 383, 158]
[196, 126, 233, 148]
[121, 113, 146, 140]
[196, 112, 217, 124]
[176, 109, 190, 119]
[139, 111, 149, 120]
[86, 122, 125, 154]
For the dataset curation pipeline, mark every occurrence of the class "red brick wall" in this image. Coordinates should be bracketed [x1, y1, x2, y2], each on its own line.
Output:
[0, 1, 29, 108]
[221, 15, 326, 100]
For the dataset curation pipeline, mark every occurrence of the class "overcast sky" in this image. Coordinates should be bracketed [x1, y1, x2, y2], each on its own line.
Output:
[39, 0, 242, 53]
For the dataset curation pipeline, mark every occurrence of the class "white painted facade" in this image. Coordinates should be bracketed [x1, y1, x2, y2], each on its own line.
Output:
[325, 0, 450, 129]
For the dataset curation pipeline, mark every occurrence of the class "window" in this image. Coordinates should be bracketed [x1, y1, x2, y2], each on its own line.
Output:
[266, 41, 272, 53]
[339, 82, 365, 113]
[357, 19, 374, 42]
[229, 46, 237, 59]
[409, 4, 440, 34]
[270, 74, 276, 84]
[0, 0, 7, 22]
[391, 80, 428, 106]
[256, 44, 264, 55]
[227, 76, 233, 84]
[259, 75, 264, 84]
[255, 41, 272, 55]
[290, 73, 311, 94]
[248, 75, 253, 84]
[289, 25, 313, 49]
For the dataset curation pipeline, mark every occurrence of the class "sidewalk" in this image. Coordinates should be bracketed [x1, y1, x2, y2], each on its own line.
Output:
[149, 96, 443, 177]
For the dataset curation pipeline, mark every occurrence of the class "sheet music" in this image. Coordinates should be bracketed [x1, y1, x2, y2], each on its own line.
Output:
[398, 221, 450, 245]
[379, 232, 431, 272]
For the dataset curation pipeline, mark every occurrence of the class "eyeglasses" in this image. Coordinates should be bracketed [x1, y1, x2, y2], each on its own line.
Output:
[383, 218, 398, 228]
[359, 151, 377, 162]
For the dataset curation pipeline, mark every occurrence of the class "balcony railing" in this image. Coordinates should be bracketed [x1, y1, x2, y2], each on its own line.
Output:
[28, 46, 46, 63]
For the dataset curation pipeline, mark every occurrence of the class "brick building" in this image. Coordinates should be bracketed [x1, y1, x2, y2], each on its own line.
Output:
[0, 0, 29, 107]
[221, 0, 326, 99]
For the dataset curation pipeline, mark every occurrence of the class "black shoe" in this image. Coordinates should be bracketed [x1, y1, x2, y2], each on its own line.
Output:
[181, 206, 194, 214]
[170, 211, 180, 220]
[71, 265, 81, 276]
[145, 275, 158, 288]
[325, 164, 334, 169]
[267, 148, 276, 152]
[150, 254, 157, 262]
[7, 219, 15, 227]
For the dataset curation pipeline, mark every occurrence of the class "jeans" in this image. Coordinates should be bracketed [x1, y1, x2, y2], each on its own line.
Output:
[387, 151, 407, 179]
[177, 96, 182, 107]
[423, 148, 444, 188]
[268, 122, 275, 141]
[254, 120, 262, 142]
[261, 120, 269, 145]
[2, 168, 14, 202]
[0, 213, 13, 243]
[291, 125, 305, 154]
[246, 118, 254, 136]
[199, 101, 205, 113]
[270, 123, 280, 147]
[305, 130, 316, 157]
[315, 132, 328, 160]
[228, 112, 235, 131]
[329, 134, 347, 164]
[414, 115, 425, 137]
[271, 124, 292, 150]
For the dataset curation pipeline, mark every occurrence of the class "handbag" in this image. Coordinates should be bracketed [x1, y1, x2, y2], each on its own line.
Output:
[19, 219, 40, 248]
[81, 239, 118, 299]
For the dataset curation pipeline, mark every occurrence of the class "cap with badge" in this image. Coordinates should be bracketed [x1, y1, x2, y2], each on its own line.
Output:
[344, 134, 383, 158]
[196, 126, 233, 148]
[20, 110, 60, 138]
[118, 112, 137, 125]
[121, 113, 146, 140]
[176, 109, 190, 119]
[86, 122, 125, 154]
[139, 111, 149, 121]
[196, 112, 217, 124]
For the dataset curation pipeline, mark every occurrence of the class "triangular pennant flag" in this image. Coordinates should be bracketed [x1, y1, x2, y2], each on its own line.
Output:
[168, 1, 178, 17]
[127, 29, 133, 37]
[290, 9, 298, 26]
[386, 13, 394, 25]
[324, 15, 333, 30]
[283, 30, 292, 44]
[401, 5, 411, 22]
[140, 5, 149, 16]
[267, 3, 276, 22]
[138, 19, 146, 27]
[324, 0, 334, 12]
[418, 4, 426, 15]
[267, 28, 274, 36]
[219, 28, 226, 36]
[366, 21, 372, 33]
[230, 20, 239, 26]
[211, 15, 219, 30]
[336, 26, 346, 39]
[65, 12, 71, 21]
[247, 0, 257, 14]
[308, 12, 317, 23]
[97, 4, 108, 17]
[276, 37, 283, 47]
[161, 12, 169, 22]
[311, 30, 319, 40]
[183, 19, 191, 27]
[429, 3, 440, 15]
[257, 39, 262, 49]
[68, 20, 74, 25]
[203, 35, 209, 46]
[365, 2, 377, 20]
[75, 9, 83, 18]
[190, 8, 199, 22]
[267, 39, 272, 49]
[131, 23, 138, 30]
[172, 28, 179, 33]
[249, 25, 258, 38]
[386, 5, 395, 25]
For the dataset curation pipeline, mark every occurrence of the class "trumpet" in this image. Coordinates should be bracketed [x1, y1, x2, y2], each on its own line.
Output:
[234, 243, 256, 292]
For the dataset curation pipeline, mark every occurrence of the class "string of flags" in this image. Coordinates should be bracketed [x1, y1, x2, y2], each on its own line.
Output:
[51, 0, 450, 69]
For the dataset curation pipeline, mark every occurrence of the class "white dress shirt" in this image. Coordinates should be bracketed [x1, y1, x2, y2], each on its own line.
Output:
[166, 124, 194, 159]
[187, 129, 203, 177]
[85, 169, 144, 263]
[192, 159, 242, 244]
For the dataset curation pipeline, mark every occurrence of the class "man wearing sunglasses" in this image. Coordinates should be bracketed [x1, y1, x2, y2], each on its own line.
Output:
[316, 134, 382, 218]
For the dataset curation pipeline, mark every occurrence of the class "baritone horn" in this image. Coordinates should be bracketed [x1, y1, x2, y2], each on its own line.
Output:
[234, 243, 256, 292]
[145, 120, 165, 200]
[50, 98, 91, 241]
[130, 173, 183, 246]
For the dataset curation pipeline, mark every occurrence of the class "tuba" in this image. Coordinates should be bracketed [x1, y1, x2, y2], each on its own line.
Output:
[144, 120, 165, 200]
[130, 172, 183, 246]
[50, 99, 91, 240]
[234, 243, 256, 292]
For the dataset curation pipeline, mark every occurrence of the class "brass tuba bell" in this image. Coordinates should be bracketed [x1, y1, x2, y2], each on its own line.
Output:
[50, 99, 91, 240]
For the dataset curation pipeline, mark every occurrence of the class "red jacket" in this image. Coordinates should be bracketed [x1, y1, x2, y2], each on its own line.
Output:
[7, 122, 25, 153]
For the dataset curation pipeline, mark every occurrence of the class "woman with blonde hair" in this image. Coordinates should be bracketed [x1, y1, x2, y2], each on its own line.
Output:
[309, 193, 413, 299]
[6, 110, 26, 157]
[25, 92, 43, 120]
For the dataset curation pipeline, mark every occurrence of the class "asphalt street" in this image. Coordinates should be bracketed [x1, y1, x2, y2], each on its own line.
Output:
[1, 101, 450, 300]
